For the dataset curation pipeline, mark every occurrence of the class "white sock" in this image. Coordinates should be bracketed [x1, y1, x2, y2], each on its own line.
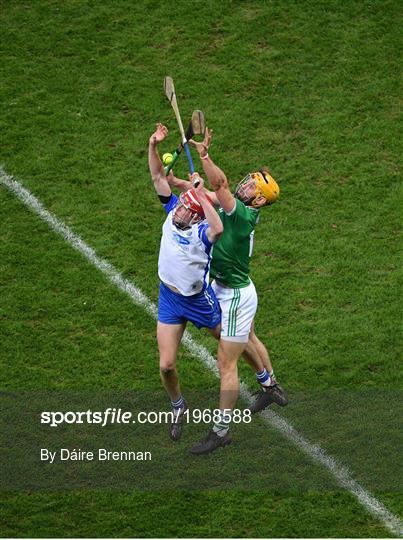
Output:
[212, 409, 231, 437]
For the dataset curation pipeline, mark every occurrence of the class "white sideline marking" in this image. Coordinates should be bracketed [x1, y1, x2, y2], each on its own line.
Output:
[1, 166, 402, 537]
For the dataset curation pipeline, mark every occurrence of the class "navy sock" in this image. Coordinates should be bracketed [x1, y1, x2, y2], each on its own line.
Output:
[171, 395, 185, 411]
[256, 368, 271, 388]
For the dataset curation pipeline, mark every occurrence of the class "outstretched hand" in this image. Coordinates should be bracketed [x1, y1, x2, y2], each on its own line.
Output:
[189, 126, 213, 157]
[149, 122, 168, 145]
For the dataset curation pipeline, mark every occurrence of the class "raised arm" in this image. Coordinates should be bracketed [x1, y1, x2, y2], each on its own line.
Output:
[192, 173, 223, 243]
[166, 171, 191, 193]
[190, 128, 236, 214]
[148, 123, 171, 197]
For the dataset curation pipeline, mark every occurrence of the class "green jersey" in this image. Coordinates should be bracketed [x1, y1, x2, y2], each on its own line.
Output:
[211, 198, 260, 288]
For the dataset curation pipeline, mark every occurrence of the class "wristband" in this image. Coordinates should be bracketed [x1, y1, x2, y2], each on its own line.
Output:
[200, 153, 209, 160]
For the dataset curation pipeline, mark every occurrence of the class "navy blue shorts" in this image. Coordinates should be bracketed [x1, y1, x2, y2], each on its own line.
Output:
[158, 282, 221, 329]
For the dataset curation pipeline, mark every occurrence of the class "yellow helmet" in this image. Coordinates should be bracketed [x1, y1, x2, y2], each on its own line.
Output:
[235, 169, 280, 207]
[255, 169, 280, 205]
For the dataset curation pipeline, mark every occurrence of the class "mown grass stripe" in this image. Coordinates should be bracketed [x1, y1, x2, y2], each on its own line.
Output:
[1, 166, 401, 538]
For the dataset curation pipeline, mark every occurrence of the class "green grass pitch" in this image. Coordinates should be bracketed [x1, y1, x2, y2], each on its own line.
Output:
[0, 0, 402, 537]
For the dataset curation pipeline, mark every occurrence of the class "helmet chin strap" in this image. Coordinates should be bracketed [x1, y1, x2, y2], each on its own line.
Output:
[252, 195, 268, 207]
[173, 220, 190, 231]
[172, 212, 191, 230]
[235, 192, 255, 206]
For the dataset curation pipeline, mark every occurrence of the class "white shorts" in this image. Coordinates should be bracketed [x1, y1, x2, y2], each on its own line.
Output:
[212, 280, 257, 343]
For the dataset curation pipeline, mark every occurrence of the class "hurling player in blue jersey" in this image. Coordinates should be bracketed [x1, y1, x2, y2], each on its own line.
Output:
[148, 122, 223, 441]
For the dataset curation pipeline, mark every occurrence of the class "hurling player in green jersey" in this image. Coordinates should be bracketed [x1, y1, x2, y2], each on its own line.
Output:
[168, 128, 288, 455]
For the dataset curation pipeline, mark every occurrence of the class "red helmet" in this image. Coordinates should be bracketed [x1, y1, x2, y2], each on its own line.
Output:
[173, 189, 205, 230]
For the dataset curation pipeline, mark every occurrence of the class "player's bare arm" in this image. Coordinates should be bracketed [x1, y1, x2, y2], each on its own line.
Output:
[166, 171, 220, 206]
[192, 173, 223, 243]
[148, 123, 171, 197]
[166, 171, 190, 192]
[190, 127, 235, 214]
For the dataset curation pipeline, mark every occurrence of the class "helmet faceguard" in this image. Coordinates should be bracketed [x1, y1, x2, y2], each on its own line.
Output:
[172, 189, 205, 230]
[235, 170, 280, 207]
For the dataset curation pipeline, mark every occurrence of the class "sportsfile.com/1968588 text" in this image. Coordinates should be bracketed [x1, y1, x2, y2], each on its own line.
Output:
[40, 408, 251, 428]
